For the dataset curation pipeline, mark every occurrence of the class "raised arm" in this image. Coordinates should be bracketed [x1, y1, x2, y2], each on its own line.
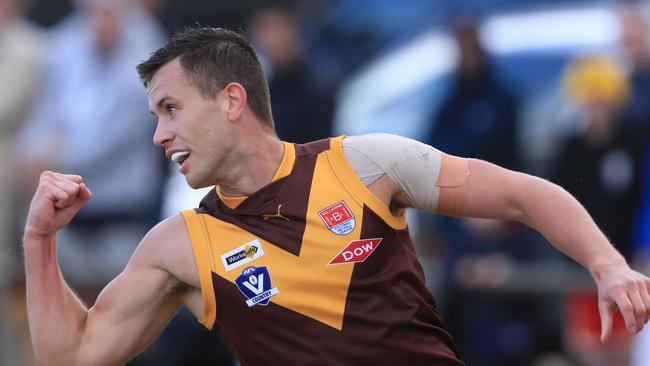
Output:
[24, 171, 193, 366]
[345, 134, 650, 342]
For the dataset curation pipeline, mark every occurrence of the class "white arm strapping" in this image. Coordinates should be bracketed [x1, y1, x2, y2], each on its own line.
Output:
[342, 133, 442, 211]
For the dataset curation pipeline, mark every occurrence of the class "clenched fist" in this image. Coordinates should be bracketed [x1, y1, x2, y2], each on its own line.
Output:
[24, 171, 92, 238]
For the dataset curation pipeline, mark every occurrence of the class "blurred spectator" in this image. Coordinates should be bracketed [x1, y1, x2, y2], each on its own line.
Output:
[0, 0, 44, 364]
[557, 55, 642, 261]
[249, 3, 334, 143]
[427, 16, 520, 170]
[14, 0, 166, 299]
[0, 0, 43, 271]
[556, 55, 643, 366]
[619, 5, 650, 133]
[0, 0, 43, 272]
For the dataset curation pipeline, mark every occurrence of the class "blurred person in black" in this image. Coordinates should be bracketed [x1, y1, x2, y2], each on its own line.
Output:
[427, 16, 519, 170]
[557, 56, 643, 268]
[248, 3, 334, 143]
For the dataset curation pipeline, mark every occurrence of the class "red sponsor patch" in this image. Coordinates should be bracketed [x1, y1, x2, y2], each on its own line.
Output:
[328, 238, 383, 265]
[318, 200, 355, 235]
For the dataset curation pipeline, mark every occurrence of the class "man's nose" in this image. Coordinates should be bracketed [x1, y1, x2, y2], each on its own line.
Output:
[153, 121, 174, 147]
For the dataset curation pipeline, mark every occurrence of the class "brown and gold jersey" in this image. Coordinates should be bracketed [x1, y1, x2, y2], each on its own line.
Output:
[181, 136, 465, 365]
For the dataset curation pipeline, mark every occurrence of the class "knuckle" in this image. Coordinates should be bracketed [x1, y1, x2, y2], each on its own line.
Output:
[621, 303, 634, 313]
[636, 308, 645, 317]
[40, 176, 53, 186]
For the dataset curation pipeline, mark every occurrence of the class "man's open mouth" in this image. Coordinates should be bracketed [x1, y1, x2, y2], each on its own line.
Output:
[171, 151, 190, 165]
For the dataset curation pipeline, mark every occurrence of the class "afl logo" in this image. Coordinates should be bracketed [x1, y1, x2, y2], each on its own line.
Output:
[235, 266, 279, 307]
[317, 200, 355, 235]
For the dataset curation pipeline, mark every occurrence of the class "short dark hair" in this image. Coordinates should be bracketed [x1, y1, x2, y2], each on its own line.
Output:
[137, 27, 274, 128]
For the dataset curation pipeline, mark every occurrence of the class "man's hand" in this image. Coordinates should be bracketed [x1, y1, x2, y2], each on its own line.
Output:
[595, 264, 650, 341]
[24, 171, 92, 238]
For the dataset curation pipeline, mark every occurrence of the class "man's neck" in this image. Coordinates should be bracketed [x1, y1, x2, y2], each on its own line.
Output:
[218, 131, 285, 197]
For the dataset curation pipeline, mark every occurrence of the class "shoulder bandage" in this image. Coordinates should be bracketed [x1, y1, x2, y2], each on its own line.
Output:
[342, 133, 469, 215]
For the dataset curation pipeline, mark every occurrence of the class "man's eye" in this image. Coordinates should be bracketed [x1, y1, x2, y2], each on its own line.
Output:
[167, 105, 177, 113]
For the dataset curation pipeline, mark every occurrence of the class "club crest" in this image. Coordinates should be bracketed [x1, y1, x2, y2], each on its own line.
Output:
[318, 200, 356, 235]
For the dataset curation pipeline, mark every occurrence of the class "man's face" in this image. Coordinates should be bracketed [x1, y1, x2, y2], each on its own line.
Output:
[148, 59, 233, 189]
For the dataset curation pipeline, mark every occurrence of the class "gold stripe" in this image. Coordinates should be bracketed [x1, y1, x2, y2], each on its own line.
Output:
[180, 210, 217, 329]
[271, 152, 358, 329]
[272, 141, 295, 180]
[328, 136, 407, 230]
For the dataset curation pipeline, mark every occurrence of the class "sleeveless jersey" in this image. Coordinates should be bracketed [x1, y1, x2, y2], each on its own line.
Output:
[181, 136, 465, 366]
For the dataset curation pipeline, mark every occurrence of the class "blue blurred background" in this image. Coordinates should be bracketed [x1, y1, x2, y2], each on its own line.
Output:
[2, 0, 650, 365]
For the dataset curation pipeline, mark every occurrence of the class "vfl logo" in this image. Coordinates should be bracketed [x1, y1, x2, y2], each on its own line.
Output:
[329, 238, 383, 265]
[221, 239, 265, 271]
[318, 200, 355, 235]
[235, 266, 280, 307]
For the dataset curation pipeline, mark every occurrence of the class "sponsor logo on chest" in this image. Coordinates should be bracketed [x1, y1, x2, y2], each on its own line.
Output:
[328, 238, 383, 265]
[221, 239, 265, 271]
[318, 200, 356, 235]
[235, 266, 280, 307]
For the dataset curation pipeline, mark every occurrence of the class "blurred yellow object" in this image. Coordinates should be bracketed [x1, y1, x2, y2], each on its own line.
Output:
[563, 56, 629, 105]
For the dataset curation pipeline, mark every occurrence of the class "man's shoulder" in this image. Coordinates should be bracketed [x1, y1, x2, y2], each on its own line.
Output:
[343, 133, 424, 147]
[134, 213, 197, 287]
[142, 213, 189, 248]
[342, 133, 434, 160]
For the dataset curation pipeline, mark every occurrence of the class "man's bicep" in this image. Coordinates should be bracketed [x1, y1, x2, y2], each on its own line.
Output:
[76, 234, 186, 365]
[462, 158, 528, 221]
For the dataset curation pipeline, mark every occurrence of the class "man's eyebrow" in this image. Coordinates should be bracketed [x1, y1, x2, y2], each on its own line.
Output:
[149, 96, 170, 117]
[155, 96, 171, 111]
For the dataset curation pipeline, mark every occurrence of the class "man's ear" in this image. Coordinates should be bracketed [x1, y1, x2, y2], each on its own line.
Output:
[222, 82, 247, 121]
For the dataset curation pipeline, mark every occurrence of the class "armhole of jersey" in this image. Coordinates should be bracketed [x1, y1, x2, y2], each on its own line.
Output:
[328, 135, 407, 230]
[180, 209, 217, 330]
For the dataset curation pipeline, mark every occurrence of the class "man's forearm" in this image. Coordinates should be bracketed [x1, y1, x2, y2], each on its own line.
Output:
[462, 159, 649, 338]
[515, 175, 627, 277]
[24, 232, 89, 365]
